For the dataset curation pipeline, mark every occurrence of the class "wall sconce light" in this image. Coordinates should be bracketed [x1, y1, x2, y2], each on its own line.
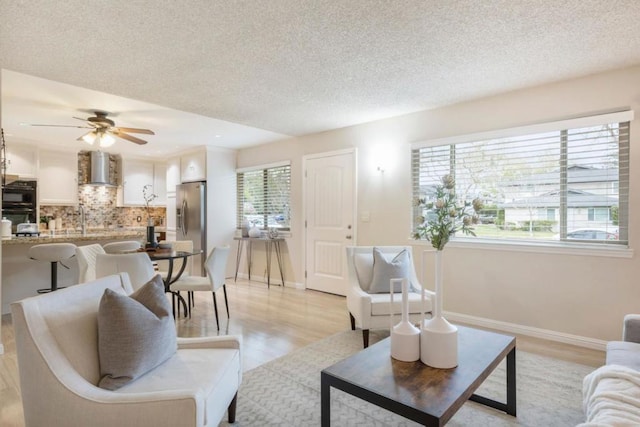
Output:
[372, 143, 396, 175]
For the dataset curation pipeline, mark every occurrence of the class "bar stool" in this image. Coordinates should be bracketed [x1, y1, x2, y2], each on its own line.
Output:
[28, 243, 77, 293]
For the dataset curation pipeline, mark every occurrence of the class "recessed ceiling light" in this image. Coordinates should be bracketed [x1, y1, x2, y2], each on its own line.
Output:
[215, 134, 222, 138]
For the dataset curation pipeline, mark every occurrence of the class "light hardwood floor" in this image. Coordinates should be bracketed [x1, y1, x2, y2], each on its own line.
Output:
[0, 279, 605, 427]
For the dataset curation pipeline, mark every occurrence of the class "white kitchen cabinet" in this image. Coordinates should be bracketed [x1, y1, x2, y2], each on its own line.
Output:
[120, 159, 154, 206]
[166, 194, 176, 230]
[6, 145, 37, 178]
[153, 162, 166, 206]
[180, 150, 206, 183]
[38, 150, 78, 205]
[166, 156, 180, 194]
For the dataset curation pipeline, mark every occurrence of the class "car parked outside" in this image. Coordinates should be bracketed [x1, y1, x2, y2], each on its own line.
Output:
[553, 228, 619, 241]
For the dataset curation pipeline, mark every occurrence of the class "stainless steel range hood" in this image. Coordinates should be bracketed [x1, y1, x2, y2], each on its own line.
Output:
[85, 151, 115, 186]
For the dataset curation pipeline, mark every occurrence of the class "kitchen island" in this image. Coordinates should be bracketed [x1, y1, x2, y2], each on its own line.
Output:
[1, 229, 157, 314]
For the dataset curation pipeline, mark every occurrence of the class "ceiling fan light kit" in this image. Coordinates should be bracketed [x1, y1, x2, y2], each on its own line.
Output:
[81, 130, 116, 147]
[24, 111, 154, 146]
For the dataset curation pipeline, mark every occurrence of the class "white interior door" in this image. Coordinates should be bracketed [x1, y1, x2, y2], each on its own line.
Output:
[305, 150, 356, 295]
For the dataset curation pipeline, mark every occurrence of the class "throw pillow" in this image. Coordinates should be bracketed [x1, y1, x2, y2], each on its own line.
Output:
[97, 274, 177, 390]
[367, 248, 413, 294]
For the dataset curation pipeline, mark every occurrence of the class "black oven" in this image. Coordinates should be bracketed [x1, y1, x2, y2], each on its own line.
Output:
[2, 180, 37, 233]
[3, 180, 37, 207]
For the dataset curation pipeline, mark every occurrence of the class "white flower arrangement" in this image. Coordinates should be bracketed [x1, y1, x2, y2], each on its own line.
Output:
[412, 174, 483, 250]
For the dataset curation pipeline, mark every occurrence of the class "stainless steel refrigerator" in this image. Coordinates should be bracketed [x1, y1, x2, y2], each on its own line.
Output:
[176, 181, 207, 276]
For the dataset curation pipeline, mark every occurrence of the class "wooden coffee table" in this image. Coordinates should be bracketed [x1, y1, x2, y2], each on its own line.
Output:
[321, 325, 516, 426]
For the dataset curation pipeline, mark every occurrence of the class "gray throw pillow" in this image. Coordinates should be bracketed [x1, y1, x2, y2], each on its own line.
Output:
[367, 248, 413, 294]
[97, 274, 177, 390]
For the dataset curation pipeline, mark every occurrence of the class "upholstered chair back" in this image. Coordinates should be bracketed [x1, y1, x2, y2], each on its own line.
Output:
[102, 240, 143, 254]
[95, 253, 155, 291]
[205, 246, 231, 292]
[76, 244, 106, 283]
[11, 273, 133, 386]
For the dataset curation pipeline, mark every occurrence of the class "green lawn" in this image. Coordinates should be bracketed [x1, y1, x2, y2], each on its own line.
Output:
[472, 224, 555, 240]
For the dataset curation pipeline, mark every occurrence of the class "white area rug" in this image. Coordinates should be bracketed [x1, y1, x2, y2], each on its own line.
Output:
[219, 329, 594, 426]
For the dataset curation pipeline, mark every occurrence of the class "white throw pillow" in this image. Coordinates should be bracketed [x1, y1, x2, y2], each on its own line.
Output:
[367, 248, 412, 294]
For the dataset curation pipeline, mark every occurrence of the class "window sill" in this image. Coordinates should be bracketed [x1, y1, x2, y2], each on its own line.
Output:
[409, 237, 633, 259]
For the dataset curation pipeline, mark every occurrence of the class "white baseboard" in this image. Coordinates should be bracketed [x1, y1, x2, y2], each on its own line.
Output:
[445, 311, 607, 351]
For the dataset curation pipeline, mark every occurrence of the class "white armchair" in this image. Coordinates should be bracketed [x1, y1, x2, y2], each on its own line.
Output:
[346, 246, 434, 347]
[11, 273, 242, 427]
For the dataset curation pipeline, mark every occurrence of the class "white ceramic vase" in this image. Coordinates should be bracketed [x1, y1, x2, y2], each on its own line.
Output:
[420, 250, 458, 368]
[390, 278, 420, 362]
[248, 226, 261, 238]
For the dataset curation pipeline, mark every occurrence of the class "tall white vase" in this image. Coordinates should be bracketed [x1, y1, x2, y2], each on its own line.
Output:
[390, 278, 420, 362]
[421, 250, 458, 368]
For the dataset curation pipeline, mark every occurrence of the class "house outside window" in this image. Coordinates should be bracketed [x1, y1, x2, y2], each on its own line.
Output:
[588, 207, 610, 222]
[411, 111, 631, 246]
[236, 162, 291, 231]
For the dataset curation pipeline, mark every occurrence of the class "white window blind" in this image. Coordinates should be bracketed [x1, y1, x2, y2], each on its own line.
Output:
[412, 113, 631, 246]
[237, 163, 291, 230]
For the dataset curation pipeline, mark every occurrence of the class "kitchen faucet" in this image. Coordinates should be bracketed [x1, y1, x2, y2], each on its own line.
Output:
[78, 204, 87, 236]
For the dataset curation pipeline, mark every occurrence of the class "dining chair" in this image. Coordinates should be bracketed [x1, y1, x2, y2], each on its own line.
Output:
[102, 240, 143, 254]
[169, 246, 231, 330]
[75, 243, 106, 283]
[95, 252, 156, 291]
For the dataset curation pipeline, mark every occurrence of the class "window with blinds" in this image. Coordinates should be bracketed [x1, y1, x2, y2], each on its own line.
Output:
[411, 112, 631, 246]
[237, 163, 291, 230]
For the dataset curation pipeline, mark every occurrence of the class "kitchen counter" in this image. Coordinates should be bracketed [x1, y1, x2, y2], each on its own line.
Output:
[1, 227, 166, 314]
[1, 227, 166, 245]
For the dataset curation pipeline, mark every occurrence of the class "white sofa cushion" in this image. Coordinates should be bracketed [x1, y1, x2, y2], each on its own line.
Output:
[370, 292, 426, 316]
[117, 348, 241, 426]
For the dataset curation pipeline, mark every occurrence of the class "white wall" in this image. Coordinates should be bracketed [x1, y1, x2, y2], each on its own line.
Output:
[205, 146, 238, 279]
[237, 65, 640, 344]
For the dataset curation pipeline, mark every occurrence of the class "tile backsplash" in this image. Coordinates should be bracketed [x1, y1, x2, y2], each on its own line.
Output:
[39, 152, 166, 230]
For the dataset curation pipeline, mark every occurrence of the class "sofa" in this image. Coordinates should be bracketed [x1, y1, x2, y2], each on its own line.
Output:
[11, 272, 242, 427]
[581, 315, 640, 426]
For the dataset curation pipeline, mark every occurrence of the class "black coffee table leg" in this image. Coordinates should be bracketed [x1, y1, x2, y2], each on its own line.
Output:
[321, 372, 330, 426]
[506, 347, 516, 416]
[469, 346, 517, 416]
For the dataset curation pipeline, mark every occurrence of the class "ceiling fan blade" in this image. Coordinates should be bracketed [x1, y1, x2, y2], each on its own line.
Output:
[73, 117, 100, 128]
[22, 123, 92, 129]
[114, 127, 155, 135]
[109, 130, 147, 145]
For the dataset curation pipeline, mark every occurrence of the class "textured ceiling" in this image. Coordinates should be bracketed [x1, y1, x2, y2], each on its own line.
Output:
[1, 0, 640, 152]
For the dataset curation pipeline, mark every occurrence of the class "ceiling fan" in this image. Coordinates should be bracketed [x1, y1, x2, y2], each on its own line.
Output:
[23, 111, 154, 147]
